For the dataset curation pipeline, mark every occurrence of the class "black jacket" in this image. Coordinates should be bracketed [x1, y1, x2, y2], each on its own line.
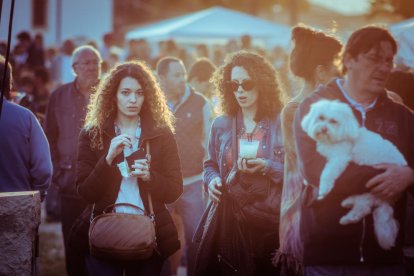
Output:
[76, 112, 183, 258]
[294, 78, 414, 265]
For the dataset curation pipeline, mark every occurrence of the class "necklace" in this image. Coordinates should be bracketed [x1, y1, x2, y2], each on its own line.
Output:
[245, 124, 258, 142]
[114, 117, 141, 138]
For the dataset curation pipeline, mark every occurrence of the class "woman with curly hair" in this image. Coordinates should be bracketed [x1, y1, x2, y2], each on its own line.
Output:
[76, 60, 183, 275]
[193, 51, 284, 275]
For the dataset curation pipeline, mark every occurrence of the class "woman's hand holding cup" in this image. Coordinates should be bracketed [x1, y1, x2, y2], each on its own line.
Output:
[131, 159, 151, 181]
[237, 157, 266, 174]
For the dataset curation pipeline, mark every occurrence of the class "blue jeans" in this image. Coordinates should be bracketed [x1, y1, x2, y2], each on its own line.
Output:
[305, 265, 405, 276]
[86, 253, 165, 276]
[168, 179, 206, 276]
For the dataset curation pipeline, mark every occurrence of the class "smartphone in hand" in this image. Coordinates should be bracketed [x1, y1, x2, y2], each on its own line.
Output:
[125, 147, 146, 170]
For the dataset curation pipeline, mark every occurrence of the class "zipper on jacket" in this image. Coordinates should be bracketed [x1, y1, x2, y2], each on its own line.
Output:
[217, 254, 238, 273]
[359, 218, 366, 263]
[361, 111, 367, 127]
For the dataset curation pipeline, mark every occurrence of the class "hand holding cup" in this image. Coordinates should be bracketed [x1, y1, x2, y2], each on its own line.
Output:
[131, 159, 151, 181]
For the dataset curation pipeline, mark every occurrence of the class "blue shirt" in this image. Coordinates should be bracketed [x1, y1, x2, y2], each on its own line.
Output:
[0, 100, 52, 199]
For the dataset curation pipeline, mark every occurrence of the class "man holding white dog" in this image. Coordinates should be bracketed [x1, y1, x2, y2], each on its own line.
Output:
[294, 26, 414, 275]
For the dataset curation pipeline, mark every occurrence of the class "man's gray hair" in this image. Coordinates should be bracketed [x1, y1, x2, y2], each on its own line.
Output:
[71, 45, 102, 66]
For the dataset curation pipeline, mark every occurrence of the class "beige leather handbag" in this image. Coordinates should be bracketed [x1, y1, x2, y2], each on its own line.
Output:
[89, 142, 156, 261]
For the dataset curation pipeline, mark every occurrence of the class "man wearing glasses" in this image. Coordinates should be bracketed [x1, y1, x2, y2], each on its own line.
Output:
[44, 45, 102, 276]
[294, 26, 414, 275]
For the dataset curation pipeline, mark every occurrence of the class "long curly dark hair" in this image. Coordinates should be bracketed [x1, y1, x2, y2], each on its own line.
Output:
[84, 60, 174, 150]
[211, 50, 283, 121]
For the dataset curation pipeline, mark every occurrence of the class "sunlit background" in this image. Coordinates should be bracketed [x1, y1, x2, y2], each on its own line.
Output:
[1, 0, 413, 47]
[0, 1, 412, 275]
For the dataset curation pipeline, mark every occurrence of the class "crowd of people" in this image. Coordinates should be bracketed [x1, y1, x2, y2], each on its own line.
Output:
[0, 23, 413, 276]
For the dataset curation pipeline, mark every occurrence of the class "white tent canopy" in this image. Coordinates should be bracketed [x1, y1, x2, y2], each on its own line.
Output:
[389, 18, 414, 68]
[126, 6, 291, 49]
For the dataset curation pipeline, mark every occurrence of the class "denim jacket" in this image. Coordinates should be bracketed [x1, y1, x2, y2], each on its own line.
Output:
[203, 111, 284, 189]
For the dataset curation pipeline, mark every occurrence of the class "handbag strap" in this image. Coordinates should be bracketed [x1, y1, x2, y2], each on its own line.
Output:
[145, 141, 155, 220]
[232, 116, 238, 164]
[96, 141, 155, 219]
[103, 203, 145, 214]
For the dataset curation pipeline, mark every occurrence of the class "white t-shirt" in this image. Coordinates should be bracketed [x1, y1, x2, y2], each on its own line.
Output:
[115, 127, 145, 214]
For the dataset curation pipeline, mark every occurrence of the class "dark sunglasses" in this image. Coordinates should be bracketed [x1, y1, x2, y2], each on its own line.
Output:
[227, 80, 255, 92]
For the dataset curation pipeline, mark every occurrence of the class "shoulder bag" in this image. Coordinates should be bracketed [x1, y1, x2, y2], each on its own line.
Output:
[88, 141, 157, 261]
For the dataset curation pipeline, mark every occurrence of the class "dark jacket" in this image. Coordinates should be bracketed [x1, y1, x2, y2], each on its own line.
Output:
[194, 112, 284, 275]
[44, 81, 89, 198]
[76, 112, 183, 258]
[386, 69, 414, 111]
[294, 78, 414, 265]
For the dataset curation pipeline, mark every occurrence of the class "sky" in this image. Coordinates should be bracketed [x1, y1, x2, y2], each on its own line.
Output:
[308, 0, 371, 15]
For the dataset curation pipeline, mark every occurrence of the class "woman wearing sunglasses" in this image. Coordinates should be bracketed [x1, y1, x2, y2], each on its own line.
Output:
[75, 61, 183, 275]
[193, 51, 284, 275]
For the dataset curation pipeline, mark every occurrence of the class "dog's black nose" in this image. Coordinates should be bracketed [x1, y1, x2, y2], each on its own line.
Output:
[321, 126, 328, 133]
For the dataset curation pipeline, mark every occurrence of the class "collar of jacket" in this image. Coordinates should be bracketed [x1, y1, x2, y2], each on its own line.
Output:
[318, 78, 391, 111]
[235, 108, 271, 134]
[308, 79, 392, 115]
[102, 110, 164, 144]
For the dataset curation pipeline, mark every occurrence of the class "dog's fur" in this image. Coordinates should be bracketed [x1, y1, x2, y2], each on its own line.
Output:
[301, 99, 407, 249]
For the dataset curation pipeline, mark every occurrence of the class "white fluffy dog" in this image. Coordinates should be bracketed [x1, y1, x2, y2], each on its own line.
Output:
[301, 99, 407, 249]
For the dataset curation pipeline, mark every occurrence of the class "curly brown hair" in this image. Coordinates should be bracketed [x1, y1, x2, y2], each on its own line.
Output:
[84, 60, 174, 150]
[211, 50, 283, 121]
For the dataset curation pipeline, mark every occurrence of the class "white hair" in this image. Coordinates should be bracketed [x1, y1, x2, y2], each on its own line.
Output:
[71, 45, 102, 66]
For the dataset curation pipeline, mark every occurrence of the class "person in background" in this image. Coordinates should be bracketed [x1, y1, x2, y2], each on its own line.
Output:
[386, 61, 414, 110]
[76, 61, 182, 275]
[157, 57, 212, 276]
[276, 24, 343, 275]
[0, 54, 52, 276]
[51, 39, 76, 86]
[0, 55, 51, 200]
[99, 32, 115, 63]
[27, 33, 45, 69]
[386, 59, 414, 275]
[195, 44, 209, 59]
[188, 58, 218, 112]
[17, 75, 37, 113]
[240, 34, 253, 51]
[12, 31, 31, 76]
[33, 66, 51, 117]
[43, 45, 102, 275]
[124, 39, 152, 66]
